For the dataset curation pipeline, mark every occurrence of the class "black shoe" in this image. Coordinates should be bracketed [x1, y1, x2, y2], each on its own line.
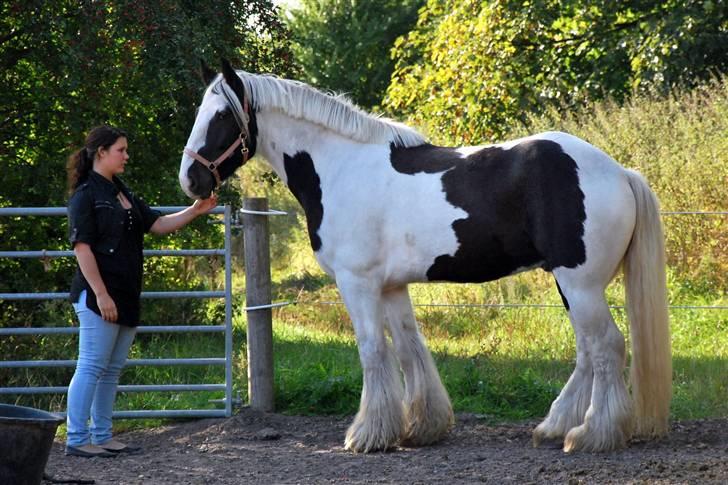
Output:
[65, 445, 116, 458]
[97, 440, 142, 453]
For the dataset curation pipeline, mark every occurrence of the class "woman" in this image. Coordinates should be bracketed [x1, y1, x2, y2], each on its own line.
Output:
[65, 125, 217, 457]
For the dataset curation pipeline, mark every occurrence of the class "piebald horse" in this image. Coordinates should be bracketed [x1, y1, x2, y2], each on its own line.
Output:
[179, 60, 671, 453]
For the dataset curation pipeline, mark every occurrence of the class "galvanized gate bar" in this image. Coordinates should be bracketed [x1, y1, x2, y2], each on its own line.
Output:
[0, 326, 226, 336]
[112, 409, 226, 419]
[0, 206, 234, 419]
[0, 384, 226, 395]
[0, 358, 226, 368]
[0, 291, 226, 300]
[223, 205, 234, 418]
[0, 249, 225, 258]
[0, 206, 226, 216]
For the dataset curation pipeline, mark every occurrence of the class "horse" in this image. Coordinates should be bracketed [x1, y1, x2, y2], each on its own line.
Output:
[179, 59, 671, 453]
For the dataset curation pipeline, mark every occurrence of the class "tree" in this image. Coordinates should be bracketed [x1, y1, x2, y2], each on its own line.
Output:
[383, 0, 728, 144]
[0, 0, 295, 326]
[284, 0, 424, 108]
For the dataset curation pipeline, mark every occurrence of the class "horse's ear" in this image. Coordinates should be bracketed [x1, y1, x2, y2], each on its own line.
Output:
[221, 58, 247, 98]
[199, 59, 217, 85]
[221, 58, 234, 72]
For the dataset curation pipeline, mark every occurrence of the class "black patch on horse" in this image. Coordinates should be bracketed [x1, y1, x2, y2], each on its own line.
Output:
[391, 144, 458, 174]
[390, 140, 586, 282]
[284, 151, 324, 251]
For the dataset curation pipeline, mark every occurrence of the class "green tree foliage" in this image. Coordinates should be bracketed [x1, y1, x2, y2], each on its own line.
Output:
[284, 0, 424, 108]
[383, 0, 728, 144]
[0, 0, 295, 385]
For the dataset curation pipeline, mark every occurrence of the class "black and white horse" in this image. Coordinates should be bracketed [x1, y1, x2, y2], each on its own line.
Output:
[179, 60, 671, 453]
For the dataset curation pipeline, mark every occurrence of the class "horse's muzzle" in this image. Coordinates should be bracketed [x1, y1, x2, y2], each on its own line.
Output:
[186, 161, 216, 199]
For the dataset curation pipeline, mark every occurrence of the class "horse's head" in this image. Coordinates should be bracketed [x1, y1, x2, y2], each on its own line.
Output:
[179, 59, 255, 199]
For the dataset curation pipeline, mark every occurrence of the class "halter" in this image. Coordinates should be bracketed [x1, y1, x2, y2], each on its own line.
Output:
[184, 80, 251, 189]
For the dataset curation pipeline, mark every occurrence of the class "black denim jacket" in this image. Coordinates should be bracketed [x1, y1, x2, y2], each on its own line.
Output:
[67, 171, 160, 326]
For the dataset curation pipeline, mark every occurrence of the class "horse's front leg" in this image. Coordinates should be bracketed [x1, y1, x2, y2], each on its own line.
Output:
[336, 273, 405, 452]
[383, 285, 453, 446]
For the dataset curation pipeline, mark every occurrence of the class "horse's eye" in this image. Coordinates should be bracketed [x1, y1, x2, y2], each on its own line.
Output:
[217, 112, 227, 121]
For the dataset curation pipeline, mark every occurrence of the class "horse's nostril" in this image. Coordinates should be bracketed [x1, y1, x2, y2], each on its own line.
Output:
[187, 161, 214, 197]
[188, 177, 199, 194]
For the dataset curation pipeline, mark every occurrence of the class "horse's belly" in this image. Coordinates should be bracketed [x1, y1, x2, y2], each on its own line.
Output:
[424, 232, 545, 283]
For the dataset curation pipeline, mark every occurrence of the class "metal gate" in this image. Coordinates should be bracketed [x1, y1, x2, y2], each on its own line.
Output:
[0, 206, 235, 418]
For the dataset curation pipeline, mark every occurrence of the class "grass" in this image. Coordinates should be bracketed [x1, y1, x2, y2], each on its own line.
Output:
[252, 267, 727, 422]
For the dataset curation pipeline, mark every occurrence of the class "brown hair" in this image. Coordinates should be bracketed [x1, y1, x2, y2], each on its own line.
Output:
[66, 125, 128, 195]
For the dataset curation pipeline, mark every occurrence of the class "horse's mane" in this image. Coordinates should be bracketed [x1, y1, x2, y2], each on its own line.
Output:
[237, 71, 426, 148]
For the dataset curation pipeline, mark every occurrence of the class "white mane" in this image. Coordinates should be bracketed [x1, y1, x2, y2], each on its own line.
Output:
[237, 71, 426, 148]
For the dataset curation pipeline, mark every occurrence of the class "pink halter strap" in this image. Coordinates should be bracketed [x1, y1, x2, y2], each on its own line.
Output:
[184, 135, 247, 189]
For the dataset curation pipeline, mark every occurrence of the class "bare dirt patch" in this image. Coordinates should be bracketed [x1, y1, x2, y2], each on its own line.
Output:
[45, 410, 727, 484]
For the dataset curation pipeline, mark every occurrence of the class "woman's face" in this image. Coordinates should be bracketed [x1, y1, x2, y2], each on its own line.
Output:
[96, 137, 129, 176]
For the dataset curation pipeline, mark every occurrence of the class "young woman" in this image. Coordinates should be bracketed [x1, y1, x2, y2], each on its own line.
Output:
[65, 125, 217, 457]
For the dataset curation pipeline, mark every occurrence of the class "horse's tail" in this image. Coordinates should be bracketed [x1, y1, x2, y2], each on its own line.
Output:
[623, 169, 671, 438]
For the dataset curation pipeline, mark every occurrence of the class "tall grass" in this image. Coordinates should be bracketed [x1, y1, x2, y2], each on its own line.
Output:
[262, 266, 726, 421]
[515, 77, 728, 290]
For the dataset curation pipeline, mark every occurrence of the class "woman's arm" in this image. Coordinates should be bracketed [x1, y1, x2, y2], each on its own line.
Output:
[74, 242, 118, 322]
[149, 195, 218, 235]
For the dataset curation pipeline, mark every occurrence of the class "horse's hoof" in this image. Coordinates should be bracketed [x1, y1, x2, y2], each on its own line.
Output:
[532, 430, 542, 448]
[400, 427, 448, 447]
[563, 423, 628, 453]
[344, 420, 400, 453]
[400, 411, 453, 447]
[344, 434, 396, 453]
[563, 425, 584, 453]
[532, 420, 565, 448]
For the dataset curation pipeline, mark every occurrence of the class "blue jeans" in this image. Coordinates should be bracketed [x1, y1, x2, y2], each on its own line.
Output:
[66, 290, 137, 447]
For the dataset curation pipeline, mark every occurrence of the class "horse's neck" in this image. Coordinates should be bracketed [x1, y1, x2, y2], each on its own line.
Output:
[255, 110, 363, 184]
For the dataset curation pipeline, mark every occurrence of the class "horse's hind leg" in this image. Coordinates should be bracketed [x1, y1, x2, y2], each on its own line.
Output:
[536, 276, 632, 452]
[564, 291, 632, 451]
[383, 286, 454, 446]
[532, 283, 594, 446]
[336, 273, 405, 452]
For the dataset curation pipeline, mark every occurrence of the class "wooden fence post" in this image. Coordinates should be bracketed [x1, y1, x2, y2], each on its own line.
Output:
[242, 197, 274, 412]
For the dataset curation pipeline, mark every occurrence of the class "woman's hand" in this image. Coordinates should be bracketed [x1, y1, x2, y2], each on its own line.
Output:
[150, 194, 219, 235]
[192, 194, 218, 215]
[96, 292, 118, 322]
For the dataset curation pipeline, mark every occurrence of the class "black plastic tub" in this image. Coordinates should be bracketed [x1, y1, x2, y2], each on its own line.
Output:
[0, 404, 64, 485]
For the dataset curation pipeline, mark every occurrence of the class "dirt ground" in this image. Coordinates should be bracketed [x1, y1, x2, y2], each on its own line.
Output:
[45, 409, 727, 484]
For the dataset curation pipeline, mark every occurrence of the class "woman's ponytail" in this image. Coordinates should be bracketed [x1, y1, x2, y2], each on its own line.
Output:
[66, 147, 93, 195]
